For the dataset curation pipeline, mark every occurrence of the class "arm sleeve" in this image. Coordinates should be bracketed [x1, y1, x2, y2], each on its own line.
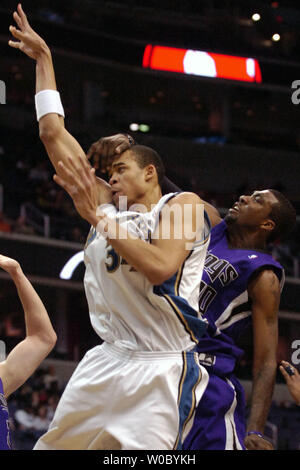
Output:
[161, 176, 182, 195]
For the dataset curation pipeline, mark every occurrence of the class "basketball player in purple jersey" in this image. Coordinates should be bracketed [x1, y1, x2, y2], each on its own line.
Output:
[0, 255, 56, 449]
[88, 135, 296, 450]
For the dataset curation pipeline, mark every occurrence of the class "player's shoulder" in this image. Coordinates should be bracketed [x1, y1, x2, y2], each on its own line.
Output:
[248, 268, 281, 298]
[167, 191, 202, 206]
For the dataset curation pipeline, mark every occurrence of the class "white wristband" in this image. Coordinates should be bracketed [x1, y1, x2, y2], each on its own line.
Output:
[35, 89, 65, 122]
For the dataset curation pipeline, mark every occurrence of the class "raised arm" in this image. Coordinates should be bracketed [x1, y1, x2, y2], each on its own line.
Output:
[8, 4, 112, 203]
[245, 269, 281, 450]
[0, 255, 57, 398]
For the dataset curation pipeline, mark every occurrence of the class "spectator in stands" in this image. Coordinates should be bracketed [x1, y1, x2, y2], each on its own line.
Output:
[42, 365, 58, 392]
[32, 404, 51, 433]
[14, 401, 35, 431]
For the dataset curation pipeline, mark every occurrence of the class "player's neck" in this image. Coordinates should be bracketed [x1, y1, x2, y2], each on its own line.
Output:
[132, 186, 162, 212]
[227, 225, 266, 250]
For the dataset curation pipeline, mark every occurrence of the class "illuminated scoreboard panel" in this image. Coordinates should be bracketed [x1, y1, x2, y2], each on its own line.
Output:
[143, 45, 262, 83]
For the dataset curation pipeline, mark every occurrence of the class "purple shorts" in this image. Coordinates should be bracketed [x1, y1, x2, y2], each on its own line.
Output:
[182, 370, 246, 450]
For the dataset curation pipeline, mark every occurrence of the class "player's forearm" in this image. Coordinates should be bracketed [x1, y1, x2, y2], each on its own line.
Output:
[10, 268, 57, 345]
[35, 45, 56, 93]
[92, 214, 178, 284]
[35, 53, 87, 179]
[247, 361, 276, 432]
[36, 48, 65, 137]
[109, 234, 175, 284]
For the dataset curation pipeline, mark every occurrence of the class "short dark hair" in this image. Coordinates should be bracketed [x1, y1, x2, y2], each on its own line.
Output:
[129, 145, 165, 188]
[267, 189, 296, 243]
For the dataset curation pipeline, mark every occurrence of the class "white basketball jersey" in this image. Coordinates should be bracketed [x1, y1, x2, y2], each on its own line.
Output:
[84, 193, 210, 352]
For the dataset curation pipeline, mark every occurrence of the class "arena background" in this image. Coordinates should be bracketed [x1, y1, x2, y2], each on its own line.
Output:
[0, 0, 300, 450]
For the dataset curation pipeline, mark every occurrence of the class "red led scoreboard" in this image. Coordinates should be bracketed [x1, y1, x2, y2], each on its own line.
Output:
[143, 45, 262, 83]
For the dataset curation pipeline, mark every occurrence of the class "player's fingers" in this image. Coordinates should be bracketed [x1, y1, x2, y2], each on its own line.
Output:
[53, 174, 69, 192]
[13, 10, 23, 29]
[53, 174, 79, 199]
[100, 155, 109, 173]
[279, 365, 292, 382]
[93, 154, 99, 170]
[115, 141, 131, 154]
[281, 360, 299, 376]
[281, 360, 290, 366]
[18, 4, 31, 28]
[78, 154, 95, 184]
[8, 40, 21, 49]
[58, 160, 80, 186]
[9, 25, 25, 40]
[65, 156, 83, 180]
[97, 140, 107, 158]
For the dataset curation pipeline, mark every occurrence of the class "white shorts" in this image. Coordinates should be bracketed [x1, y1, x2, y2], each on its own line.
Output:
[34, 342, 208, 450]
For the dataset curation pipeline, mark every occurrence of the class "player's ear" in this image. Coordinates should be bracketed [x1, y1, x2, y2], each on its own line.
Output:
[144, 164, 156, 182]
[261, 218, 275, 234]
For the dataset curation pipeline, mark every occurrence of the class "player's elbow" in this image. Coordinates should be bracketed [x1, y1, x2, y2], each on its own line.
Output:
[40, 330, 57, 353]
[39, 118, 62, 142]
[48, 331, 57, 350]
[146, 266, 176, 285]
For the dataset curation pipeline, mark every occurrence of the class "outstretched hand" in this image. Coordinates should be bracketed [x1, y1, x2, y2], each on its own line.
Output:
[8, 3, 48, 60]
[279, 360, 300, 406]
[244, 433, 274, 450]
[53, 154, 111, 226]
[87, 134, 133, 173]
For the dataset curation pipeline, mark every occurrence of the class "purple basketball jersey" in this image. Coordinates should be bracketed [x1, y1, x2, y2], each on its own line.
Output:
[0, 379, 11, 450]
[196, 220, 284, 375]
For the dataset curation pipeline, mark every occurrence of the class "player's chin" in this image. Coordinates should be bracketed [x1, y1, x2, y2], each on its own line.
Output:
[224, 209, 239, 223]
[112, 194, 120, 209]
[113, 193, 128, 211]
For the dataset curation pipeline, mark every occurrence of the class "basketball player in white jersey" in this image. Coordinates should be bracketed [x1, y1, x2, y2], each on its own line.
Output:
[9, 5, 210, 449]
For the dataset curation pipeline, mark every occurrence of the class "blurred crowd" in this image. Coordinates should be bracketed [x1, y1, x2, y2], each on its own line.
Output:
[8, 366, 62, 450]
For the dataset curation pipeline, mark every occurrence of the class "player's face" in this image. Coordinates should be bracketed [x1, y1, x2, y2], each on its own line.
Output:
[109, 151, 148, 209]
[225, 190, 278, 229]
